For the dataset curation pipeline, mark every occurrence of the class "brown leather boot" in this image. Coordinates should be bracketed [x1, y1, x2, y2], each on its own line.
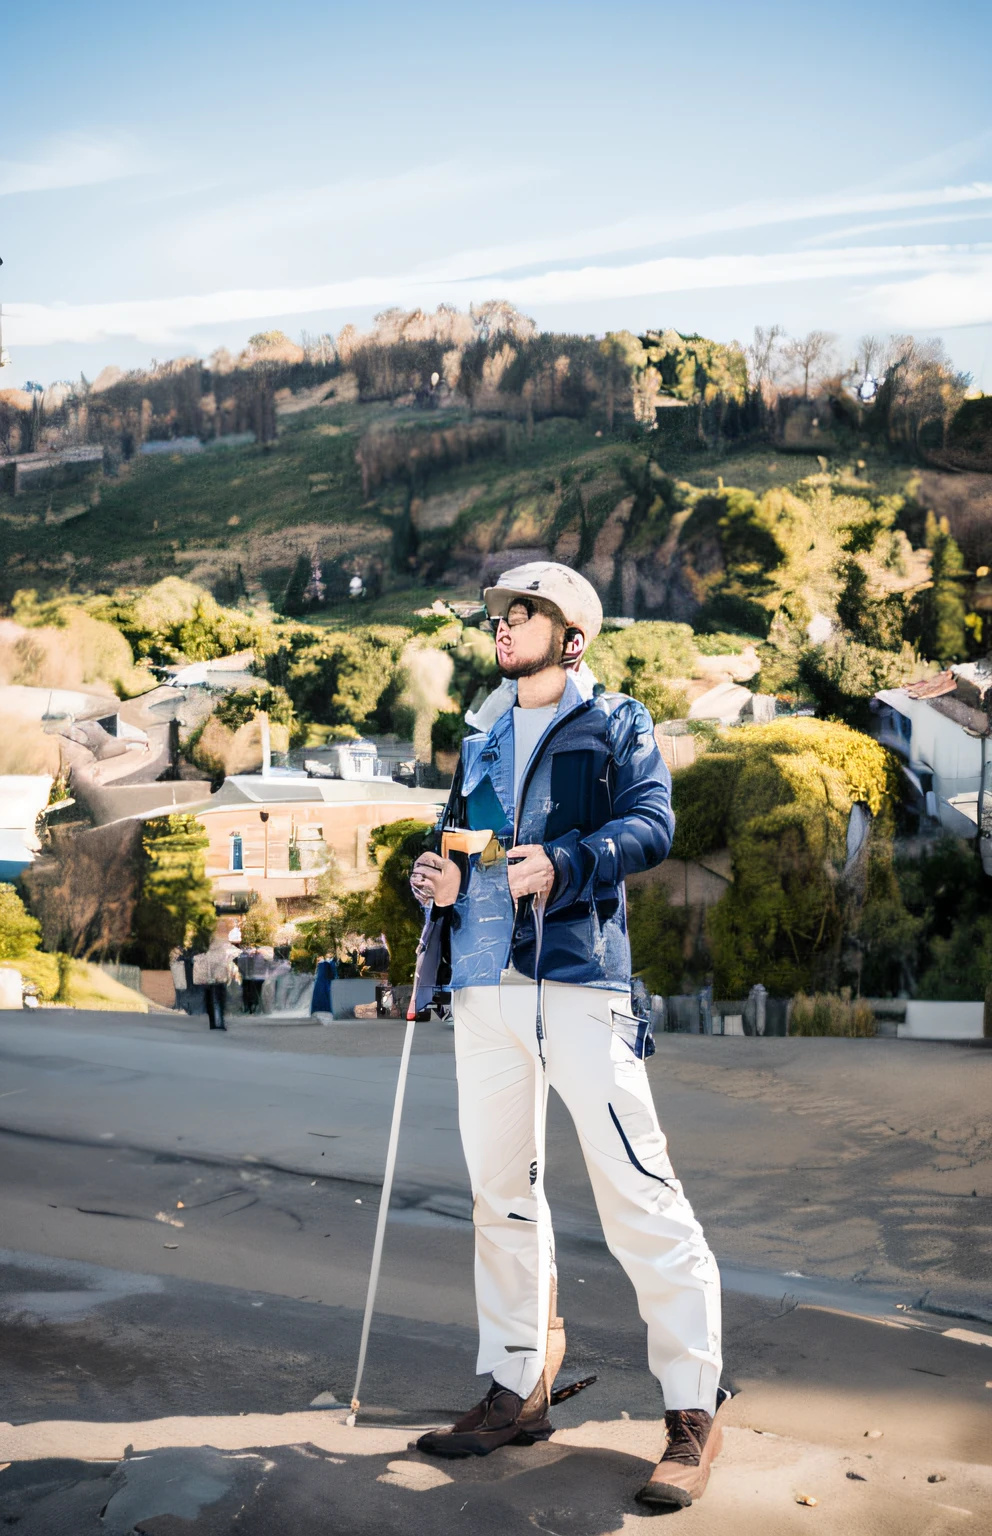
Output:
[416, 1378, 553, 1458]
[418, 1274, 569, 1459]
[635, 1387, 732, 1509]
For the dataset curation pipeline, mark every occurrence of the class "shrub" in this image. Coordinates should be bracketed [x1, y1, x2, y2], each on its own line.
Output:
[789, 993, 875, 1037]
[240, 899, 279, 947]
[360, 819, 437, 983]
[587, 622, 697, 690]
[214, 685, 295, 732]
[432, 709, 470, 754]
[669, 718, 898, 995]
[0, 884, 41, 961]
[627, 883, 688, 996]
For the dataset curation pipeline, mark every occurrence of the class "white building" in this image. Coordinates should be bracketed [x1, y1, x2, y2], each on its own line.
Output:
[871, 665, 992, 873]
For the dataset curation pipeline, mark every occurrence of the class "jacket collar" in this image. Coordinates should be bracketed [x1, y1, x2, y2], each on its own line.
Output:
[464, 662, 597, 734]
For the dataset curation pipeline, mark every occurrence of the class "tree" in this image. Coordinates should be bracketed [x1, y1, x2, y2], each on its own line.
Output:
[627, 884, 688, 996]
[742, 324, 783, 395]
[0, 884, 41, 960]
[909, 512, 968, 665]
[134, 815, 216, 966]
[240, 899, 279, 947]
[798, 636, 919, 730]
[281, 555, 311, 617]
[469, 300, 537, 344]
[22, 821, 142, 960]
[668, 718, 898, 996]
[783, 330, 836, 399]
[596, 332, 647, 430]
[359, 819, 436, 983]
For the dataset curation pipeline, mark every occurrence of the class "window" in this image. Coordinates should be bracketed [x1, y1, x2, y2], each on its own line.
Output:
[289, 824, 326, 873]
[230, 832, 244, 872]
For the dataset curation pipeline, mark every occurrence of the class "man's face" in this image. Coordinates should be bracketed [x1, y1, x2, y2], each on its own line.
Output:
[493, 599, 563, 679]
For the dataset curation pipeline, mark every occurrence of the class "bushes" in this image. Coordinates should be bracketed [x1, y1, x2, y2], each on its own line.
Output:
[240, 899, 279, 947]
[789, 993, 875, 1037]
[263, 625, 411, 730]
[666, 719, 897, 996]
[2, 598, 148, 697]
[355, 819, 436, 983]
[587, 622, 697, 691]
[0, 884, 41, 960]
[627, 884, 688, 996]
[99, 577, 265, 665]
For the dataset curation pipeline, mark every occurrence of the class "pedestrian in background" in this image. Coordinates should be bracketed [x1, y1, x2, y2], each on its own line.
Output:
[238, 944, 269, 1014]
[192, 933, 239, 1031]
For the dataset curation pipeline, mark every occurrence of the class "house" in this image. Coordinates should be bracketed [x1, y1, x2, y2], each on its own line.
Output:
[111, 768, 446, 911]
[189, 772, 446, 907]
[870, 664, 992, 873]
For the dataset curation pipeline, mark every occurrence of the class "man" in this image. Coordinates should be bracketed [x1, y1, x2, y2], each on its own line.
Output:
[410, 562, 726, 1510]
[191, 931, 239, 1031]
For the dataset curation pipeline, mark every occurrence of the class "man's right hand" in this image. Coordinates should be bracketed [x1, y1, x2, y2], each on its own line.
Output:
[410, 853, 461, 909]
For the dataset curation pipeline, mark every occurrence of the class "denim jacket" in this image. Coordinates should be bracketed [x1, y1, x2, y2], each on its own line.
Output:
[434, 672, 674, 993]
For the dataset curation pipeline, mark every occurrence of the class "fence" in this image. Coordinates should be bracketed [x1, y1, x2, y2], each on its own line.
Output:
[97, 963, 143, 994]
[654, 991, 790, 1036]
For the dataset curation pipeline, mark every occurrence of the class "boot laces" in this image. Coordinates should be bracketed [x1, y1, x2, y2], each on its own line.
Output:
[662, 1409, 710, 1465]
[479, 1383, 523, 1429]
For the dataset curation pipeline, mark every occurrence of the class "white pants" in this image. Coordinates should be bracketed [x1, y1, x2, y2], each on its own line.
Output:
[453, 980, 722, 1413]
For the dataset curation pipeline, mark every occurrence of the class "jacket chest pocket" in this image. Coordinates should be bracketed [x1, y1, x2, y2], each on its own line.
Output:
[544, 749, 611, 841]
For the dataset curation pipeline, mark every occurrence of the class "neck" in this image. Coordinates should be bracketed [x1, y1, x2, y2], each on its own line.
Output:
[515, 665, 567, 709]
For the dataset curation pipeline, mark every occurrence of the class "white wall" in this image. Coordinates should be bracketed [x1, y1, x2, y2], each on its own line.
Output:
[898, 1001, 984, 1041]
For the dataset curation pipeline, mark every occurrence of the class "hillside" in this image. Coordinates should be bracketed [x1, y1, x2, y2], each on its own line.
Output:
[0, 386, 947, 626]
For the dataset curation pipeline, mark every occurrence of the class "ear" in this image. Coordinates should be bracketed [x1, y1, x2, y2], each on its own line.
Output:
[562, 626, 584, 661]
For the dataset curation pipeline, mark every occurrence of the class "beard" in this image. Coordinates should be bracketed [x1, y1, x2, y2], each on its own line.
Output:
[498, 634, 564, 680]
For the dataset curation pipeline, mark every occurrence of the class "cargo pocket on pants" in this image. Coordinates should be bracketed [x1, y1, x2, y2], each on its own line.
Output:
[609, 1004, 655, 1060]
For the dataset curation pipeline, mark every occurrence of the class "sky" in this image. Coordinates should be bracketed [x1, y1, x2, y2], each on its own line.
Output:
[2, 0, 991, 389]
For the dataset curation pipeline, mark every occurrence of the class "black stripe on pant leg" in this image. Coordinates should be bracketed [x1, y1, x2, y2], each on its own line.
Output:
[608, 1103, 676, 1189]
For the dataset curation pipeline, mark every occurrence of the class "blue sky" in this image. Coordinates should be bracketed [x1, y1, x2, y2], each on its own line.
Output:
[2, 0, 991, 388]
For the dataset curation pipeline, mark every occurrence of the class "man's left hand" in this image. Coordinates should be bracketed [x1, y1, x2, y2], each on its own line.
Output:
[507, 844, 555, 901]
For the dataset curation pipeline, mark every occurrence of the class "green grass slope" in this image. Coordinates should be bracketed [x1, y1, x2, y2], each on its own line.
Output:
[1, 391, 923, 631]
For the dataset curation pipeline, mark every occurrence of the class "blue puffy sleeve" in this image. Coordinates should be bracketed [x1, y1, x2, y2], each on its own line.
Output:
[542, 699, 675, 910]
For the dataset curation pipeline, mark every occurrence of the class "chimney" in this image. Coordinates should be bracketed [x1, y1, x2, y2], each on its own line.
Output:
[260, 711, 271, 779]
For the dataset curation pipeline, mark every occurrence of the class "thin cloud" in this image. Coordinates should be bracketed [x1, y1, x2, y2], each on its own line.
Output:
[7, 243, 990, 346]
[0, 135, 146, 196]
[181, 159, 539, 248]
[423, 183, 992, 283]
[803, 211, 992, 246]
[868, 256, 992, 329]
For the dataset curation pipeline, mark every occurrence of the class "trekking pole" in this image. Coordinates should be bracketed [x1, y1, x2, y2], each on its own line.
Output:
[346, 1007, 416, 1425]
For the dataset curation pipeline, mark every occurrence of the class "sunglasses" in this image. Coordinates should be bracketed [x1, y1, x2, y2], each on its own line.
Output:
[483, 601, 541, 632]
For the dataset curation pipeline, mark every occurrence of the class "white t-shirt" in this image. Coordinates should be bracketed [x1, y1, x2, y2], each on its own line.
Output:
[512, 704, 558, 802]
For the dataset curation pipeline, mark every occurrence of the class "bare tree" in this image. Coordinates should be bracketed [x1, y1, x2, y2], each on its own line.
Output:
[24, 821, 143, 959]
[783, 330, 837, 398]
[855, 334, 883, 380]
[469, 300, 537, 344]
[743, 325, 783, 394]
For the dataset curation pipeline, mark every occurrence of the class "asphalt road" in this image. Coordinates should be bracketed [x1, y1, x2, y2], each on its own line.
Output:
[2, 1009, 991, 1533]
